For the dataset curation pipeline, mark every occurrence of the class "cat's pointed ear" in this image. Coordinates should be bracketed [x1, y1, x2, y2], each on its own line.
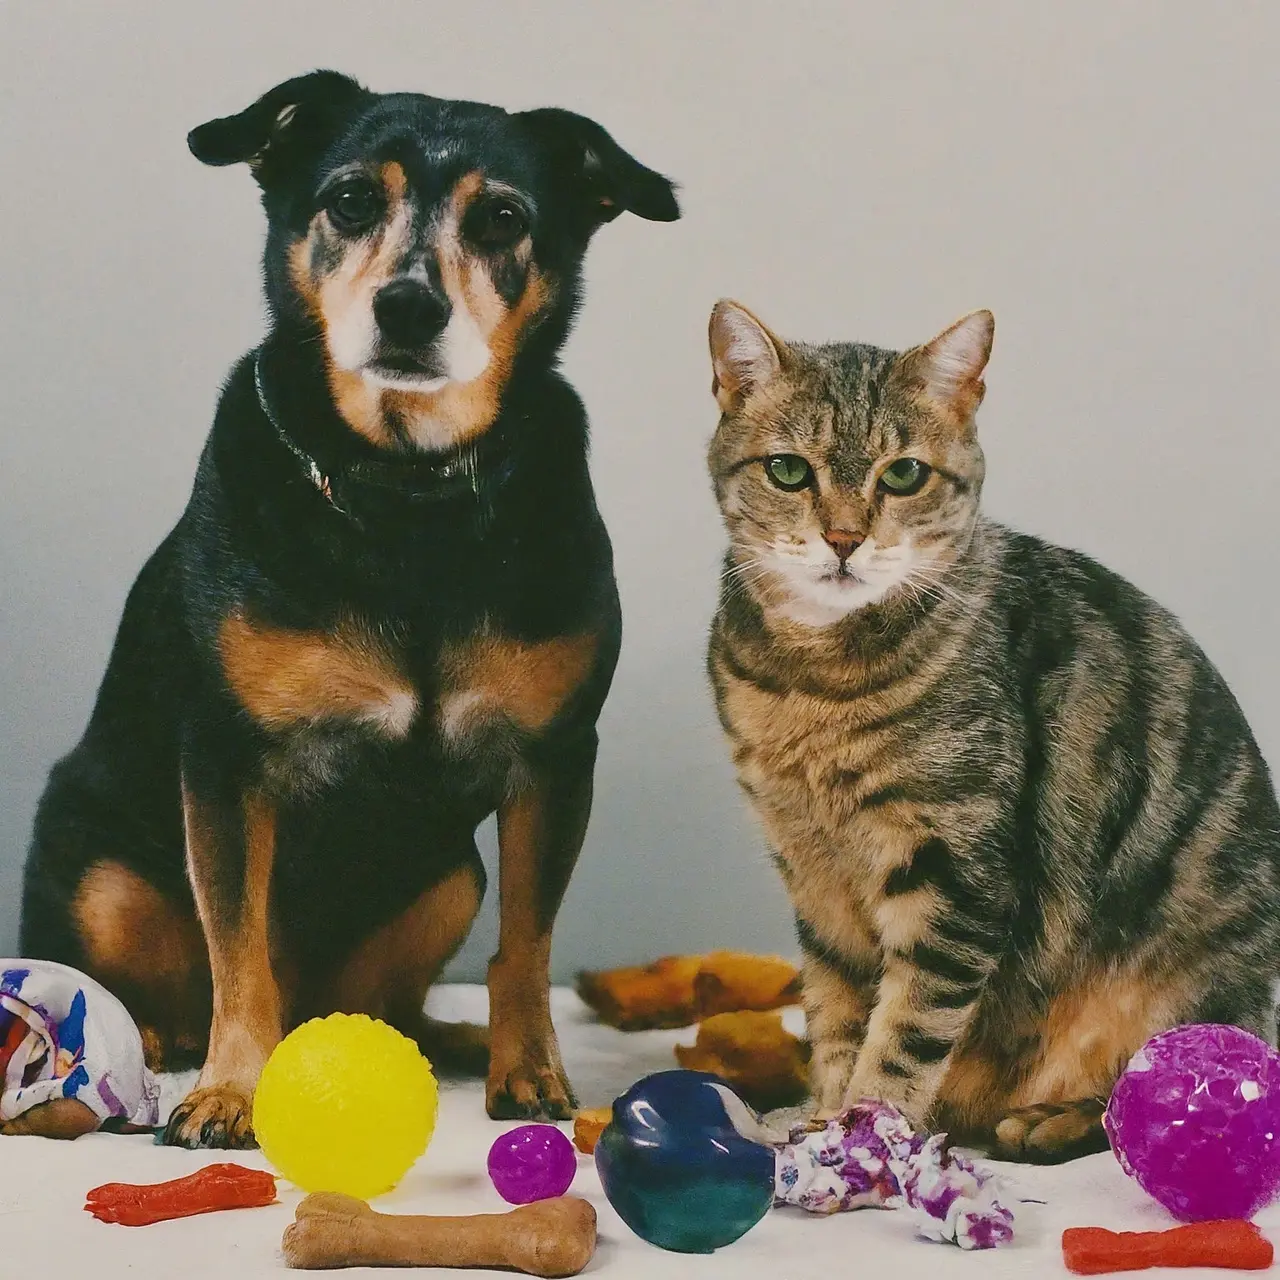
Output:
[709, 300, 786, 412]
[902, 310, 994, 418]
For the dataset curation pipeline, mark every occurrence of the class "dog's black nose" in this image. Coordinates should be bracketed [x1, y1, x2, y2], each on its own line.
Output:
[373, 279, 448, 349]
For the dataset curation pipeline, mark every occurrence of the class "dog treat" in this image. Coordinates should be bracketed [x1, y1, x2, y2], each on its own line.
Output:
[282, 1192, 597, 1277]
[1062, 1221, 1274, 1275]
[572, 1106, 612, 1155]
[85, 1162, 278, 1226]
[575, 951, 801, 1031]
[675, 1009, 809, 1110]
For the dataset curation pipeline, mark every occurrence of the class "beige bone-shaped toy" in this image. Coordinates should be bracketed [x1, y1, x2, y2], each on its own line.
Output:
[282, 1192, 597, 1277]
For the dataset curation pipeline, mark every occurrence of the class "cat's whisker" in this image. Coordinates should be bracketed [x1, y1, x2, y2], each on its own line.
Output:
[906, 572, 954, 601]
[724, 564, 770, 588]
[905, 573, 965, 608]
[898, 577, 930, 610]
[721, 556, 767, 583]
[903, 567, 992, 628]
[892, 560, 963, 607]
[719, 557, 782, 607]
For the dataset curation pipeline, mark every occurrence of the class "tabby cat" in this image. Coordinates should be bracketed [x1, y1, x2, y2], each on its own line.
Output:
[705, 301, 1280, 1162]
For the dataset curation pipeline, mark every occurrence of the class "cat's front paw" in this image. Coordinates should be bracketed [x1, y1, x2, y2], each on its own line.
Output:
[808, 1045, 857, 1114]
[841, 1073, 931, 1130]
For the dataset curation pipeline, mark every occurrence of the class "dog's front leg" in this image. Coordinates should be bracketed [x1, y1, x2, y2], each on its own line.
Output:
[163, 765, 283, 1148]
[487, 732, 597, 1120]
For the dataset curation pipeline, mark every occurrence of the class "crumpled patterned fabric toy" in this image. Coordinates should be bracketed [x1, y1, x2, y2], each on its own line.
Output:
[774, 1100, 1015, 1250]
[0, 959, 159, 1131]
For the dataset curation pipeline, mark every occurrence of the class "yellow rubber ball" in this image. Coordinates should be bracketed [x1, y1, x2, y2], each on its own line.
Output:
[253, 1013, 438, 1200]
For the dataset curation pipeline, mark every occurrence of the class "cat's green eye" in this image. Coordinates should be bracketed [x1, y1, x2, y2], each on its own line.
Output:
[879, 457, 931, 496]
[765, 454, 813, 492]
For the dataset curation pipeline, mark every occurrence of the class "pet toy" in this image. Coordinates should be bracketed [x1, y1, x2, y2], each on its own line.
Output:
[487, 1124, 577, 1204]
[595, 1070, 1015, 1254]
[0, 959, 159, 1136]
[281, 1192, 596, 1277]
[1104, 1024, 1280, 1222]
[776, 1101, 1015, 1249]
[1062, 1221, 1273, 1274]
[594, 1069, 776, 1253]
[85, 1163, 278, 1226]
[253, 1013, 437, 1199]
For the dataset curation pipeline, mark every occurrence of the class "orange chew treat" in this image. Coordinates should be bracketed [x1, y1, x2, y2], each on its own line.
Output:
[572, 1108, 611, 1155]
[1062, 1221, 1273, 1274]
[575, 952, 801, 1031]
[675, 1010, 809, 1111]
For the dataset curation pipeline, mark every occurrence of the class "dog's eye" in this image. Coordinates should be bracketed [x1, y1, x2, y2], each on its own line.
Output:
[466, 196, 529, 249]
[325, 180, 383, 234]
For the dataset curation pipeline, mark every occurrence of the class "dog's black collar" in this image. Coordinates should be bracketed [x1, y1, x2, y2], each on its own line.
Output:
[252, 351, 508, 524]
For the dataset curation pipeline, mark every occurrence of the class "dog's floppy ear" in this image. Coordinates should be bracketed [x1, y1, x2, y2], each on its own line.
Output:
[187, 70, 371, 179]
[517, 107, 680, 230]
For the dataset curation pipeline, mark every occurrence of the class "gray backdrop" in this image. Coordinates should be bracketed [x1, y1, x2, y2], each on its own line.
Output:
[2, 1, 1277, 982]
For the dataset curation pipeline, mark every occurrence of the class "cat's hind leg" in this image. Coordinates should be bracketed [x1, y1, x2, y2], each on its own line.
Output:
[981, 963, 1194, 1163]
[991, 1098, 1108, 1163]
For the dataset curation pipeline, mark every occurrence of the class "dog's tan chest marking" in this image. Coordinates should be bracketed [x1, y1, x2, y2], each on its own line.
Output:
[219, 613, 417, 737]
[437, 631, 598, 744]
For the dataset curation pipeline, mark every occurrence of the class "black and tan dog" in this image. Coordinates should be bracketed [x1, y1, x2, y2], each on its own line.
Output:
[18, 70, 678, 1148]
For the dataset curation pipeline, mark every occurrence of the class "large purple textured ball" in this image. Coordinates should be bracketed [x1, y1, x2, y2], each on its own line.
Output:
[1104, 1024, 1280, 1222]
[487, 1124, 577, 1205]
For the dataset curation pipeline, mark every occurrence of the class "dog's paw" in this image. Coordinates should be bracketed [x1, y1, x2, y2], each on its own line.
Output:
[163, 1084, 256, 1149]
[0, 1098, 100, 1140]
[487, 1055, 577, 1121]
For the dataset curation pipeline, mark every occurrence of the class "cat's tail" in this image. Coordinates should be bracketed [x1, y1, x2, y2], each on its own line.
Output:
[990, 1098, 1109, 1164]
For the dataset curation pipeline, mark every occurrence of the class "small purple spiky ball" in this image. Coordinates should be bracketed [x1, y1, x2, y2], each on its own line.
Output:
[487, 1124, 577, 1205]
[1104, 1024, 1280, 1222]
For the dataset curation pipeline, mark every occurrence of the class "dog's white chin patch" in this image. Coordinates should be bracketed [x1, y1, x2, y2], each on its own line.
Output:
[437, 307, 492, 383]
[358, 310, 491, 397]
[362, 368, 451, 394]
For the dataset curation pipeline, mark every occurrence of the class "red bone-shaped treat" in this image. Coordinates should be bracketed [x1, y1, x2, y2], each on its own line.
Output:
[86, 1163, 277, 1226]
[1063, 1220, 1273, 1275]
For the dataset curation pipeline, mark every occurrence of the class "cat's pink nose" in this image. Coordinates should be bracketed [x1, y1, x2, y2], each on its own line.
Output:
[823, 529, 862, 562]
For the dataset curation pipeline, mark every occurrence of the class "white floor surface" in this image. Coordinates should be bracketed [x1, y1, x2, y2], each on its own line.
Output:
[3, 985, 1270, 1278]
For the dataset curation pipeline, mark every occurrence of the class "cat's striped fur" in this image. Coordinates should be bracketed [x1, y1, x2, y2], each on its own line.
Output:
[705, 302, 1280, 1162]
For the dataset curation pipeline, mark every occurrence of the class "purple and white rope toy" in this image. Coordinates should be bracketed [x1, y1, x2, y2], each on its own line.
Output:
[772, 1100, 1016, 1249]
